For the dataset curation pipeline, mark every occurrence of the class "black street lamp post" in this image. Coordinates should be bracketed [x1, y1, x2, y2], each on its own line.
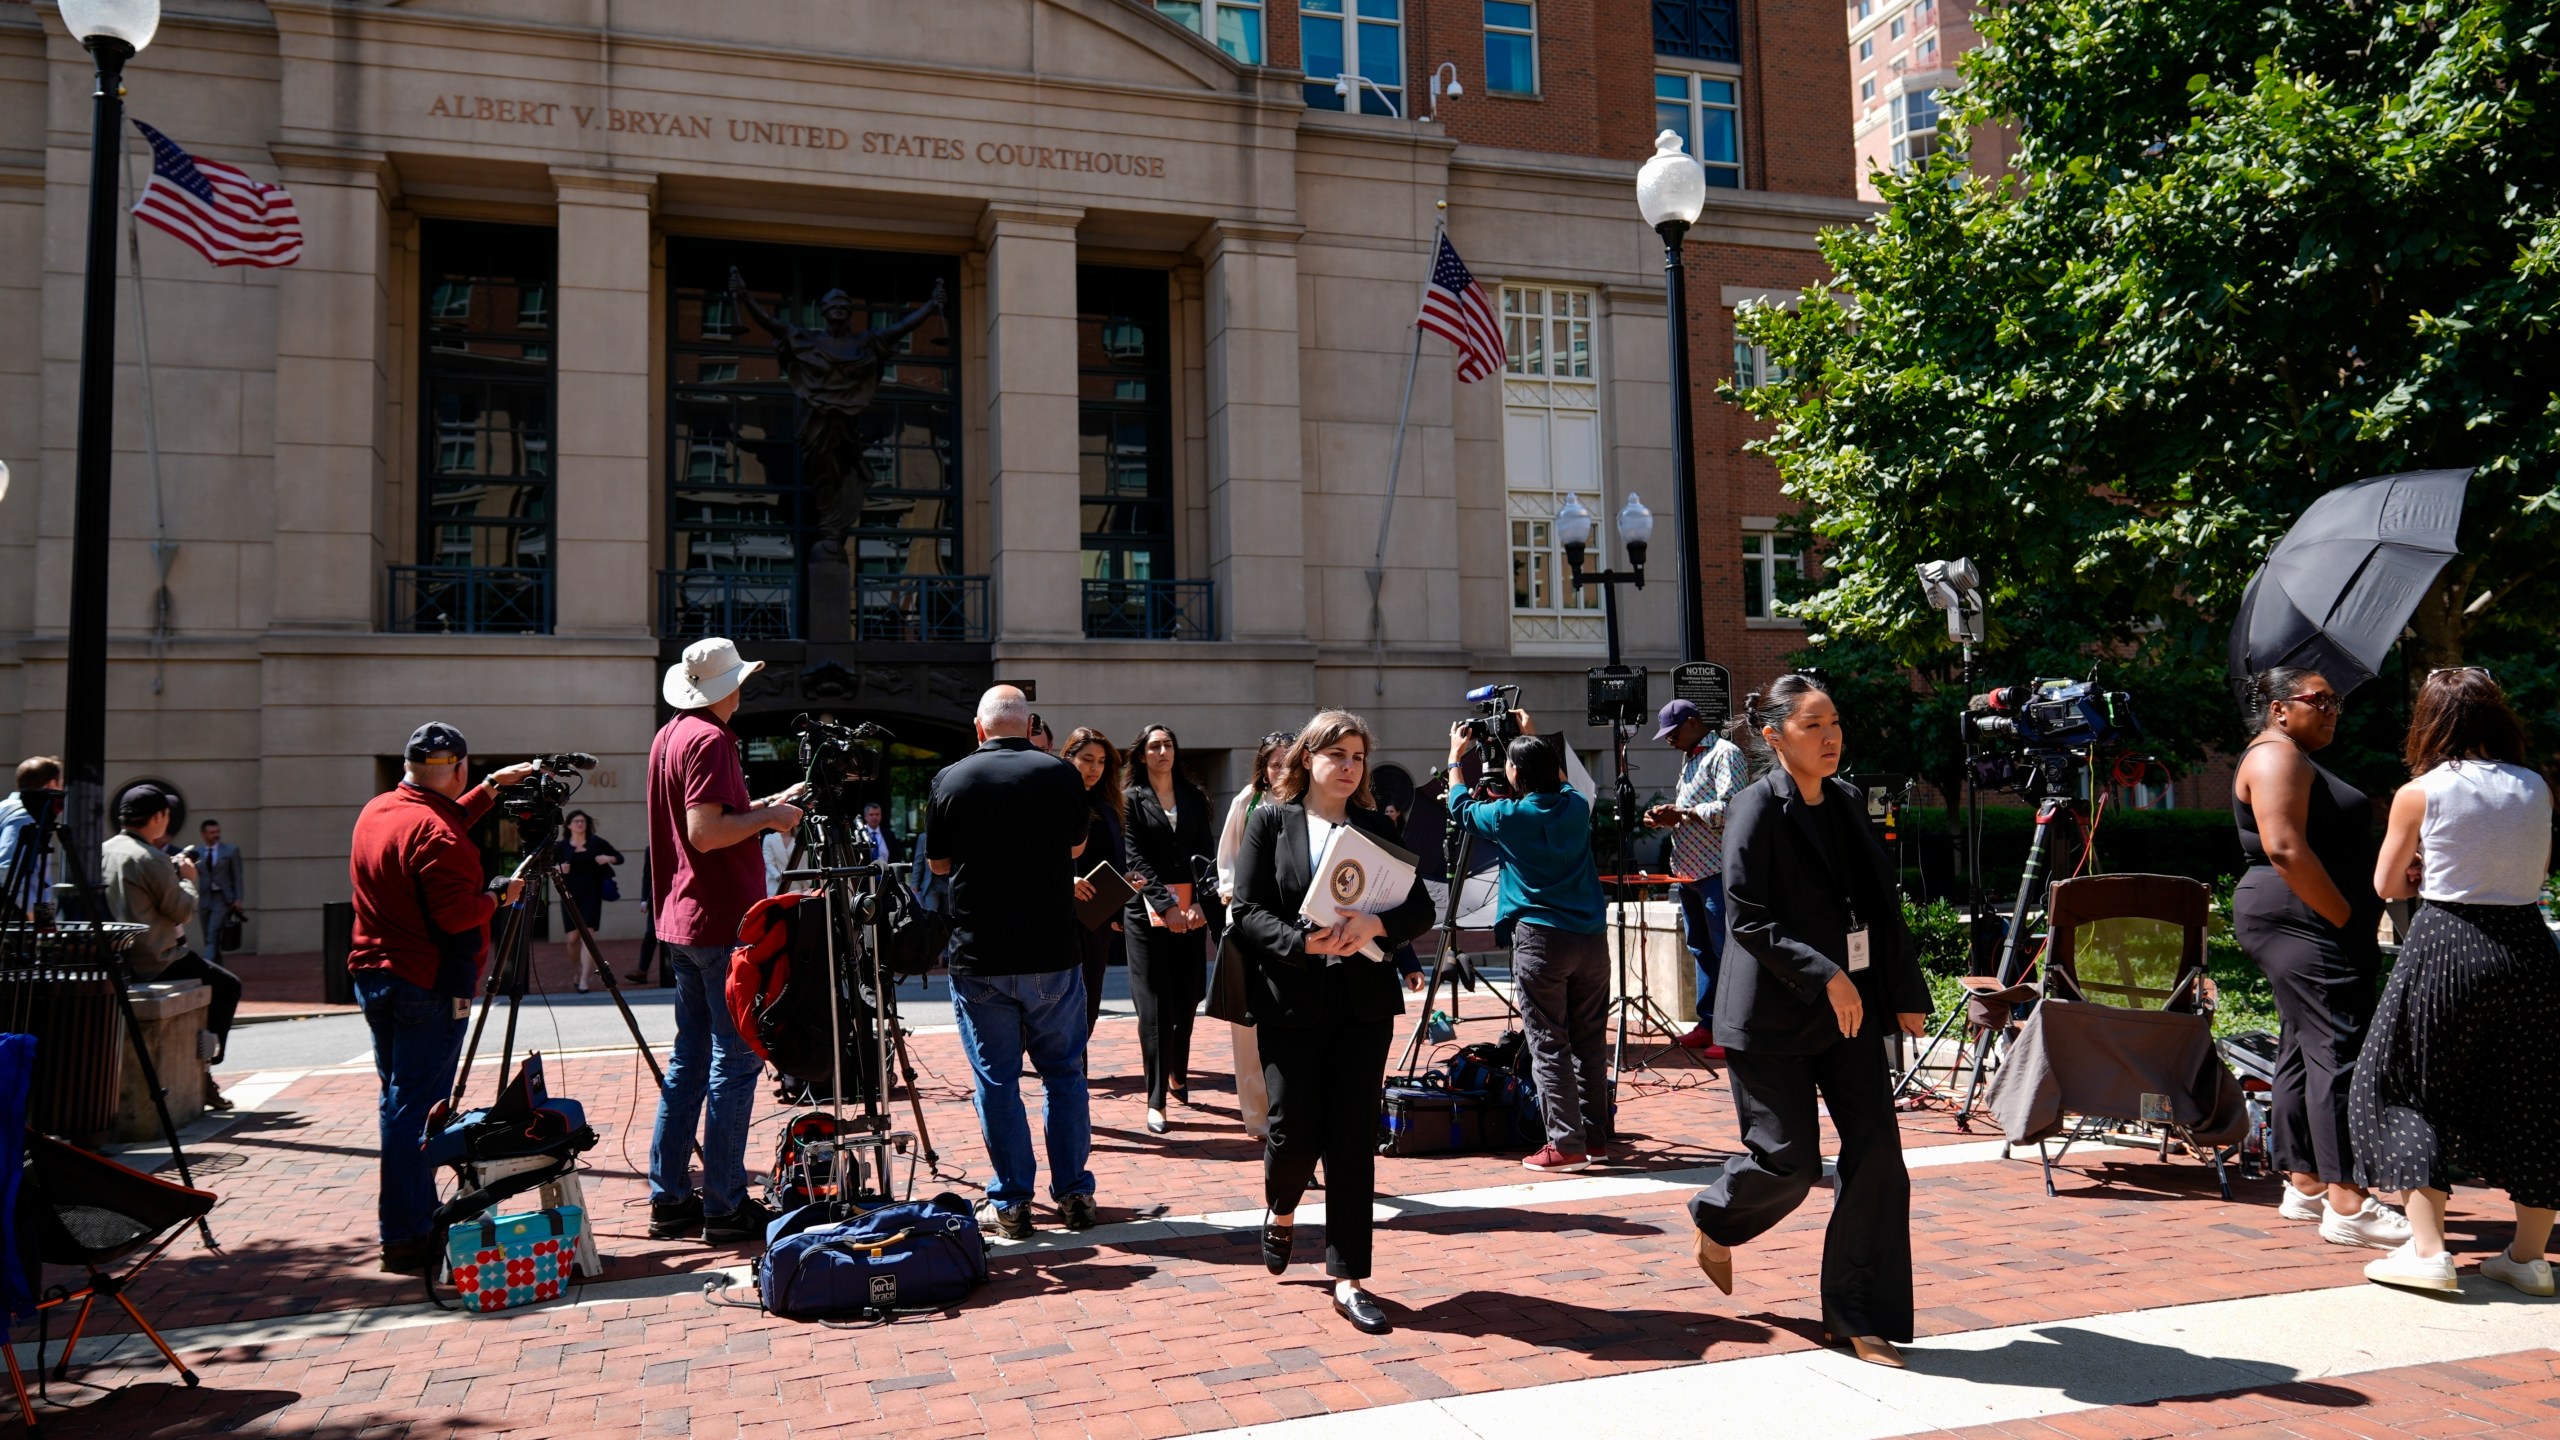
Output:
[58, 0, 161, 863]
[1638, 130, 1710, 664]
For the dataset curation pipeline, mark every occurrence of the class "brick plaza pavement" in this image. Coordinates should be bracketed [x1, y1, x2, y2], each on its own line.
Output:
[18, 1004, 2554, 1439]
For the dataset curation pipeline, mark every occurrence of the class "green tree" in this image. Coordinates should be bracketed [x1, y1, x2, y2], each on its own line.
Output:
[1739, 0, 2560, 770]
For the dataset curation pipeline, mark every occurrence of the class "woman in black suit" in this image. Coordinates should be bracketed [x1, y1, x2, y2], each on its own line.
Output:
[1687, 674, 1932, 1367]
[552, 810, 623, 993]
[1063, 727, 1127, 1043]
[1228, 710, 1432, 1336]
[1123, 723, 1215, 1134]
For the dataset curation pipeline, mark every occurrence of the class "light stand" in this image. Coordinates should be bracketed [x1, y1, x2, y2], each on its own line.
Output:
[60, 0, 163, 866]
[1895, 559, 1990, 1106]
[1637, 131, 1708, 664]
[1558, 495, 1684, 1076]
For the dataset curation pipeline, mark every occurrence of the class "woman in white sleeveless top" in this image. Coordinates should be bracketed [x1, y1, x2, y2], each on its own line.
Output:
[2352, 668, 2558, 1296]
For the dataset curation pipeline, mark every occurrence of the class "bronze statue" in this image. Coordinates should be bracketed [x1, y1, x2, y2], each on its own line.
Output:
[726, 267, 946, 560]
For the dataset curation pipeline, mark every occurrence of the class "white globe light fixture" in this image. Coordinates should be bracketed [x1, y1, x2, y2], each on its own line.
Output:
[60, 0, 160, 52]
[1554, 492, 1596, 553]
[1636, 129, 1708, 233]
[1636, 129, 1708, 663]
[1616, 492, 1655, 571]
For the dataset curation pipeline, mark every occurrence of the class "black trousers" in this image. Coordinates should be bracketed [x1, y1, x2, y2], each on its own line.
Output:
[152, 951, 243, 1064]
[1687, 1033, 1913, 1342]
[2234, 870, 2378, 1183]
[1079, 923, 1118, 1039]
[1262, 1015, 1394, 1280]
[1127, 923, 1205, 1109]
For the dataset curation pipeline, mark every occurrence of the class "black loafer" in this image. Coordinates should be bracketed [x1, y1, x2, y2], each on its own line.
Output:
[1261, 1217, 1294, 1275]
[1332, 1287, 1391, 1335]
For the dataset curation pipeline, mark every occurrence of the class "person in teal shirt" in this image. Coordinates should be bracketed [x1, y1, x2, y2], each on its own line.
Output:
[1445, 718, 1612, 1171]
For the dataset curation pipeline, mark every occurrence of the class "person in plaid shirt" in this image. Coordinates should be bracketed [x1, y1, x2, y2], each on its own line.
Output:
[1644, 699, 1748, 1052]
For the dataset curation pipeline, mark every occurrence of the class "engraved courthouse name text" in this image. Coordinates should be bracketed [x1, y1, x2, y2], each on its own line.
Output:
[425, 95, 1168, 175]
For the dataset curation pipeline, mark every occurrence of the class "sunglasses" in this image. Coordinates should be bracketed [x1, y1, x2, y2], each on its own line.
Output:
[2276, 691, 2342, 714]
[2429, 666, 2495, 685]
[1264, 732, 1297, 745]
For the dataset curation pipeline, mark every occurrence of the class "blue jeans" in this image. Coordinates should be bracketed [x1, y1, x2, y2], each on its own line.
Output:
[649, 942, 764, 1214]
[353, 970, 467, 1247]
[950, 968, 1094, 1207]
[1680, 875, 1727, 1020]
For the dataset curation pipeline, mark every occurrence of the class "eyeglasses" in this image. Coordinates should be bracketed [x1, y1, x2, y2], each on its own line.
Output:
[1264, 732, 1297, 746]
[2429, 666, 2495, 684]
[2275, 692, 2342, 715]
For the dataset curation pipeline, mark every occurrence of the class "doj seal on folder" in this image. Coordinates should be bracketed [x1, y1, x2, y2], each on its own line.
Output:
[1301, 824, 1419, 962]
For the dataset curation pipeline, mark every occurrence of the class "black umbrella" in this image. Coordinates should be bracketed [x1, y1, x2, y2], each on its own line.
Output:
[2227, 468, 2470, 697]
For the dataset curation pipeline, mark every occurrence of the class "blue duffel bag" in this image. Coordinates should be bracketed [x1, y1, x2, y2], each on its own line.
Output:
[757, 1192, 989, 1320]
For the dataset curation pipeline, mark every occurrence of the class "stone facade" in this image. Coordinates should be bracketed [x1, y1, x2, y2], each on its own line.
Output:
[0, 0, 1871, 951]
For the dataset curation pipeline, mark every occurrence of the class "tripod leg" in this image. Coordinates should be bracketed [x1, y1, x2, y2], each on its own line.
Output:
[561, 891, 665, 1088]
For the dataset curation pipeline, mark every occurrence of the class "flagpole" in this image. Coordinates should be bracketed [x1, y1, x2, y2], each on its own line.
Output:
[1365, 201, 1448, 698]
[122, 126, 176, 696]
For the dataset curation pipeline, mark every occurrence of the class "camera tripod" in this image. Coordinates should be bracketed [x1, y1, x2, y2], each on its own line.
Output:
[1599, 720, 1685, 1078]
[772, 807, 942, 1214]
[1395, 766, 1522, 1076]
[448, 840, 666, 1116]
[1, 791, 217, 1250]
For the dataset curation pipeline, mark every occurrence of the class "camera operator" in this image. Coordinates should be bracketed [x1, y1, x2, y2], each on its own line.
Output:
[1444, 715, 1611, 1172]
[648, 638, 806, 1245]
[103, 786, 246, 1111]
[1, 755, 64, 917]
[1644, 700, 1746, 1053]
[346, 723, 541, 1276]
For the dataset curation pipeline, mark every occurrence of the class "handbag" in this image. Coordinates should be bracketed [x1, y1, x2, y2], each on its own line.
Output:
[216, 909, 245, 951]
[600, 874, 621, 902]
[445, 1205, 583, 1314]
[1205, 933, 1253, 1027]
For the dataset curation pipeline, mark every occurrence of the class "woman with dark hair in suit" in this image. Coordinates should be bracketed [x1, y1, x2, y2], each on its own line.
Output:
[553, 809, 623, 993]
[1123, 723, 1215, 1135]
[1687, 674, 1932, 1368]
[1228, 709, 1432, 1335]
[1063, 727, 1127, 1044]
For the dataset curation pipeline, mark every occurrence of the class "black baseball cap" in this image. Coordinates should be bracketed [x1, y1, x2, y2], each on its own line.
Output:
[405, 721, 470, 762]
[1654, 699, 1703, 740]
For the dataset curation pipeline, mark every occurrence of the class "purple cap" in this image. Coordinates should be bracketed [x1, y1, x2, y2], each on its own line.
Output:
[1654, 698, 1702, 740]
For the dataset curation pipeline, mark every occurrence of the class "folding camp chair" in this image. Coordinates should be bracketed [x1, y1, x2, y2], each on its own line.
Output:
[5, 1133, 218, 1433]
[1985, 874, 2250, 1198]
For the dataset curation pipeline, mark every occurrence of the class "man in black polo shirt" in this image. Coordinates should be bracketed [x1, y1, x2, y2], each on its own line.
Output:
[925, 684, 1095, 1239]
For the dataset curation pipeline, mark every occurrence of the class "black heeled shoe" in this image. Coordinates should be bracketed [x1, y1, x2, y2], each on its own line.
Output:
[1262, 1215, 1294, 1274]
[1332, 1286, 1391, 1335]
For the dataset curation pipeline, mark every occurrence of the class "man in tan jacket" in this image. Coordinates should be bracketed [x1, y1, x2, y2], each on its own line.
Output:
[101, 786, 240, 1107]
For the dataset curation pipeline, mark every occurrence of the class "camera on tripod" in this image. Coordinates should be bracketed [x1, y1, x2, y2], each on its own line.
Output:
[794, 714, 892, 821]
[493, 752, 596, 845]
[1967, 678, 2139, 794]
[1455, 684, 1523, 797]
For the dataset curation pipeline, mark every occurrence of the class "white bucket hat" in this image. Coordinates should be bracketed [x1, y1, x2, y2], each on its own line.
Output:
[662, 636, 765, 709]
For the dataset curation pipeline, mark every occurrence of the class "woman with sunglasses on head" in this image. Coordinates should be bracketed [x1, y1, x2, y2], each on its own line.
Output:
[1228, 711, 1431, 1335]
[1062, 728, 1126, 1043]
[2232, 668, 2408, 1250]
[1685, 675, 1931, 1367]
[2352, 667, 2558, 1296]
[1123, 723, 1215, 1135]
[1214, 731, 1296, 1140]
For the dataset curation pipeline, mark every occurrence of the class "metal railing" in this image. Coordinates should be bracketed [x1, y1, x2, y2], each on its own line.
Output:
[658, 570, 798, 642]
[855, 574, 991, 644]
[386, 565, 551, 634]
[1082, 578, 1216, 641]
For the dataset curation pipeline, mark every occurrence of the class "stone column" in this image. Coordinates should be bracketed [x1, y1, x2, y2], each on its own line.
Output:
[978, 203, 1084, 643]
[268, 148, 396, 630]
[550, 169, 658, 637]
[1197, 223, 1307, 643]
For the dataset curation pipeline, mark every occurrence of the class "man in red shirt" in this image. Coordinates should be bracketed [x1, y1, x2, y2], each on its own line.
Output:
[647, 638, 803, 1243]
[347, 722, 536, 1275]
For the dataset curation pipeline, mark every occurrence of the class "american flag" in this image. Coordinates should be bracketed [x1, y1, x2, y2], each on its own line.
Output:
[1416, 233, 1504, 383]
[131, 121, 303, 268]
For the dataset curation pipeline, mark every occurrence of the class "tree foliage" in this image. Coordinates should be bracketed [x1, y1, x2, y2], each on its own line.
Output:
[1740, 0, 2560, 774]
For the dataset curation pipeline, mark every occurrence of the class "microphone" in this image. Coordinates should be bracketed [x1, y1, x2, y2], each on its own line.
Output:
[1464, 684, 1506, 704]
[539, 752, 600, 771]
[1967, 686, 2026, 715]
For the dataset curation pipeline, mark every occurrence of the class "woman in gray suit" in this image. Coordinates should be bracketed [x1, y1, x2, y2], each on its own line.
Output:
[1686, 674, 1932, 1367]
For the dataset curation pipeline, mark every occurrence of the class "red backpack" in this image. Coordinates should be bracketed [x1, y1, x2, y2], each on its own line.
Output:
[728, 892, 837, 1079]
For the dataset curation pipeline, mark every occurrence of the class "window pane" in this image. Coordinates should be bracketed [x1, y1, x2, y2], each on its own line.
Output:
[1356, 0, 1399, 16]
[1155, 1, 1204, 31]
[1486, 1, 1533, 24]
[1657, 102, 1691, 152]
[1733, 342, 1756, 388]
[1695, 107, 1737, 163]
[1303, 14, 1345, 96]
[1699, 78, 1735, 105]
[1655, 72, 1690, 101]
[1486, 31, 1534, 92]
[1357, 20, 1400, 90]
[1217, 3, 1264, 63]
[1301, 0, 1341, 10]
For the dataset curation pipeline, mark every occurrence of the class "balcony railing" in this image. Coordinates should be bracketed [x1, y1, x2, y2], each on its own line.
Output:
[855, 574, 991, 644]
[1082, 578, 1216, 641]
[387, 565, 551, 634]
[659, 570, 797, 643]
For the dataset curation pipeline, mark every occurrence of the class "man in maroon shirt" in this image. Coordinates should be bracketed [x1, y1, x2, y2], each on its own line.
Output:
[347, 721, 536, 1275]
[647, 638, 803, 1243]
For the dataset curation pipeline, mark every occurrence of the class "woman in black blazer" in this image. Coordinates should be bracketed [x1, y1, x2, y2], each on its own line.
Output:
[1228, 710, 1431, 1336]
[1123, 723, 1216, 1133]
[1063, 727, 1127, 1043]
[1687, 675, 1932, 1368]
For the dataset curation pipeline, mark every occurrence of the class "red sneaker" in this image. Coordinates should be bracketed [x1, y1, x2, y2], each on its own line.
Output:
[1676, 1023, 1716, 1049]
[1522, 1144, 1590, 1173]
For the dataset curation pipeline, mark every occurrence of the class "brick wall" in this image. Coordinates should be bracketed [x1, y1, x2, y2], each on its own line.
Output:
[1745, 0, 1856, 198]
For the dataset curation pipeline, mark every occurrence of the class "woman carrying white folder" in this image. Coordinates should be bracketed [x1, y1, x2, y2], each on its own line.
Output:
[1227, 710, 1433, 1335]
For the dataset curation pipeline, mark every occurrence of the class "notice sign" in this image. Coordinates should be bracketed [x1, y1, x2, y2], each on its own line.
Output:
[1672, 662, 1733, 729]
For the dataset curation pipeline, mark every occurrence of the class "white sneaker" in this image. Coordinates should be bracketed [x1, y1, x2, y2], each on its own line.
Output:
[2276, 1185, 2325, 1222]
[2479, 1248, 2556, 1297]
[2320, 1195, 2414, 1250]
[2365, 1241, 2460, 1293]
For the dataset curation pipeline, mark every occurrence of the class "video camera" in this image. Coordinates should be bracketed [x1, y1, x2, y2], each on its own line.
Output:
[796, 713, 893, 821]
[493, 752, 596, 846]
[1455, 685, 1523, 795]
[1967, 678, 2139, 796]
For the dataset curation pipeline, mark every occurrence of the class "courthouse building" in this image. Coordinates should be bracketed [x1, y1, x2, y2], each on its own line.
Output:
[0, 0, 1867, 951]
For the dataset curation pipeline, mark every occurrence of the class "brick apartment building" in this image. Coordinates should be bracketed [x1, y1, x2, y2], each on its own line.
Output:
[1844, 0, 2012, 202]
[1, 0, 1869, 947]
